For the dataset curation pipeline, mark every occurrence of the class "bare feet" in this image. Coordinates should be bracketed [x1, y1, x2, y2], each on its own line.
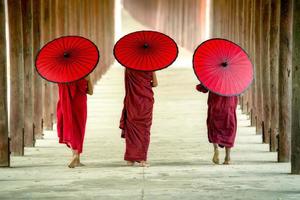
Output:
[212, 151, 220, 164]
[68, 156, 78, 168]
[75, 159, 85, 167]
[126, 161, 135, 166]
[139, 161, 150, 167]
[223, 157, 231, 165]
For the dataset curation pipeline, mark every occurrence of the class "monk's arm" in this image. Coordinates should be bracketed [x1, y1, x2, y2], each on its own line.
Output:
[196, 84, 208, 93]
[152, 72, 158, 87]
[85, 75, 94, 95]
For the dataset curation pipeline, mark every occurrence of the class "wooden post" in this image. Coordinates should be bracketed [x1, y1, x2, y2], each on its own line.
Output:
[278, 0, 293, 162]
[32, 0, 43, 139]
[21, 0, 35, 147]
[235, 0, 240, 44]
[40, 0, 53, 130]
[261, 0, 271, 144]
[238, 0, 245, 46]
[87, 0, 96, 84]
[55, 0, 65, 37]
[255, 0, 263, 135]
[291, 0, 300, 174]
[7, 0, 25, 156]
[240, 0, 247, 113]
[250, 0, 257, 126]
[269, 0, 280, 152]
[0, 0, 10, 166]
[49, 0, 58, 124]
[245, 0, 253, 115]
[92, 0, 101, 81]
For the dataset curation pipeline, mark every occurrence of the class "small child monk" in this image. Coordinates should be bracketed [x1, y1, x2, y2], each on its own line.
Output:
[196, 84, 238, 165]
[119, 68, 158, 167]
[56, 75, 93, 168]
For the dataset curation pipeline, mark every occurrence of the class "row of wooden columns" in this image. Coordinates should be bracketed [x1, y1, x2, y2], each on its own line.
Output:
[211, 0, 297, 165]
[123, 0, 300, 174]
[123, 0, 209, 51]
[0, 0, 115, 167]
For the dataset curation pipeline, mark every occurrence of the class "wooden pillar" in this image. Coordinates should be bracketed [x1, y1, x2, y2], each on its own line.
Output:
[255, 0, 263, 135]
[291, 0, 300, 174]
[40, 0, 53, 130]
[228, 0, 233, 41]
[245, 0, 253, 115]
[238, 0, 245, 47]
[240, 0, 247, 113]
[79, 0, 84, 37]
[80, 0, 89, 38]
[32, 0, 43, 139]
[68, 0, 80, 35]
[269, 0, 280, 152]
[278, 0, 293, 162]
[250, 0, 257, 126]
[55, 0, 65, 38]
[233, 0, 237, 41]
[246, 0, 252, 115]
[107, 0, 115, 68]
[21, 0, 35, 147]
[49, 0, 58, 124]
[0, 0, 9, 166]
[7, 0, 25, 156]
[177, 0, 183, 44]
[87, 0, 96, 84]
[212, 0, 220, 38]
[261, 0, 271, 144]
[64, 0, 69, 35]
[96, 0, 104, 79]
[92, 0, 101, 81]
[235, 0, 241, 44]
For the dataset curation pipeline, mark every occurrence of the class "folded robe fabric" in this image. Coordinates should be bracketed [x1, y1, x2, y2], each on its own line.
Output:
[196, 84, 238, 148]
[57, 79, 88, 153]
[120, 68, 154, 161]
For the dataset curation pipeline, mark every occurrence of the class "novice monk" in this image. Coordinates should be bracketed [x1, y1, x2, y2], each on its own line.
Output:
[57, 75, 93, 168]
[196, 84, 238, 165]
[119, 68, 158, 167]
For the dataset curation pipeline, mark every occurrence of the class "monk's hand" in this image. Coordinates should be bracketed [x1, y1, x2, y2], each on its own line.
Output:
[151, 72, 158, 87]
[151, 81, 158, 87]
[84, 75, 90, 81]
[85, 75, 93, 95]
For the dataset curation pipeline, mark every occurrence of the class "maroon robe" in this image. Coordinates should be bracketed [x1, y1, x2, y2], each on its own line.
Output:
[196, 84, 238, 148]
[120, 68, 154, 161]
[57, 79, 88, 154]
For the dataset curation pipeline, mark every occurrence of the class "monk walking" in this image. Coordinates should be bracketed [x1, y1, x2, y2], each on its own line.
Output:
[119, 68, 158, 167]
[57, 76, 93, 168]
[196, 84, 238, 165]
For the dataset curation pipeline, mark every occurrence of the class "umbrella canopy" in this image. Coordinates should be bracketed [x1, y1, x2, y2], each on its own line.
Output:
[35, 36, 99, 83]
[114, 30, 178, 71]
[193, 38, 253, 96]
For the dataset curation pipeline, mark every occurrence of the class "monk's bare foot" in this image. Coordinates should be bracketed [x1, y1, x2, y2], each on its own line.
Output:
[126, 161, 135, 166]
[75, 159, 85, 167]
[223, 157, 231, 165]
[139, 161, 149, 167]
[212, 151, 220, 164]
[68, 156, 78, 168]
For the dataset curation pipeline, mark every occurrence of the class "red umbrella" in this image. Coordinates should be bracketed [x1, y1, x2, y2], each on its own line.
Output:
[193, 38, 253, 96]
[35, 36, 99, 83]
[114, 30, 178, 71]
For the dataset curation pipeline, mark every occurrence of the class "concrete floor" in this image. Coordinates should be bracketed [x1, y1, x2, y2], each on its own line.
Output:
[0, 68, 299, 200]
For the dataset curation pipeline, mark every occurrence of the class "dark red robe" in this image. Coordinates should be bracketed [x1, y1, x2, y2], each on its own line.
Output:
[196, 84, 238, 148]
[57, 79, 88, 154]
[120, 68, 154, 162]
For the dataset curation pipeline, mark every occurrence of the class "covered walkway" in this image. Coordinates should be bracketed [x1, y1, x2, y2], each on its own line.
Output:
[1, 0, 300, 199]
[0, 67, 298, 199]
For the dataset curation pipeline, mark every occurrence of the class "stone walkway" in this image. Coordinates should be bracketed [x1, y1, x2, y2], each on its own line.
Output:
[0, 68, 299, 200]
